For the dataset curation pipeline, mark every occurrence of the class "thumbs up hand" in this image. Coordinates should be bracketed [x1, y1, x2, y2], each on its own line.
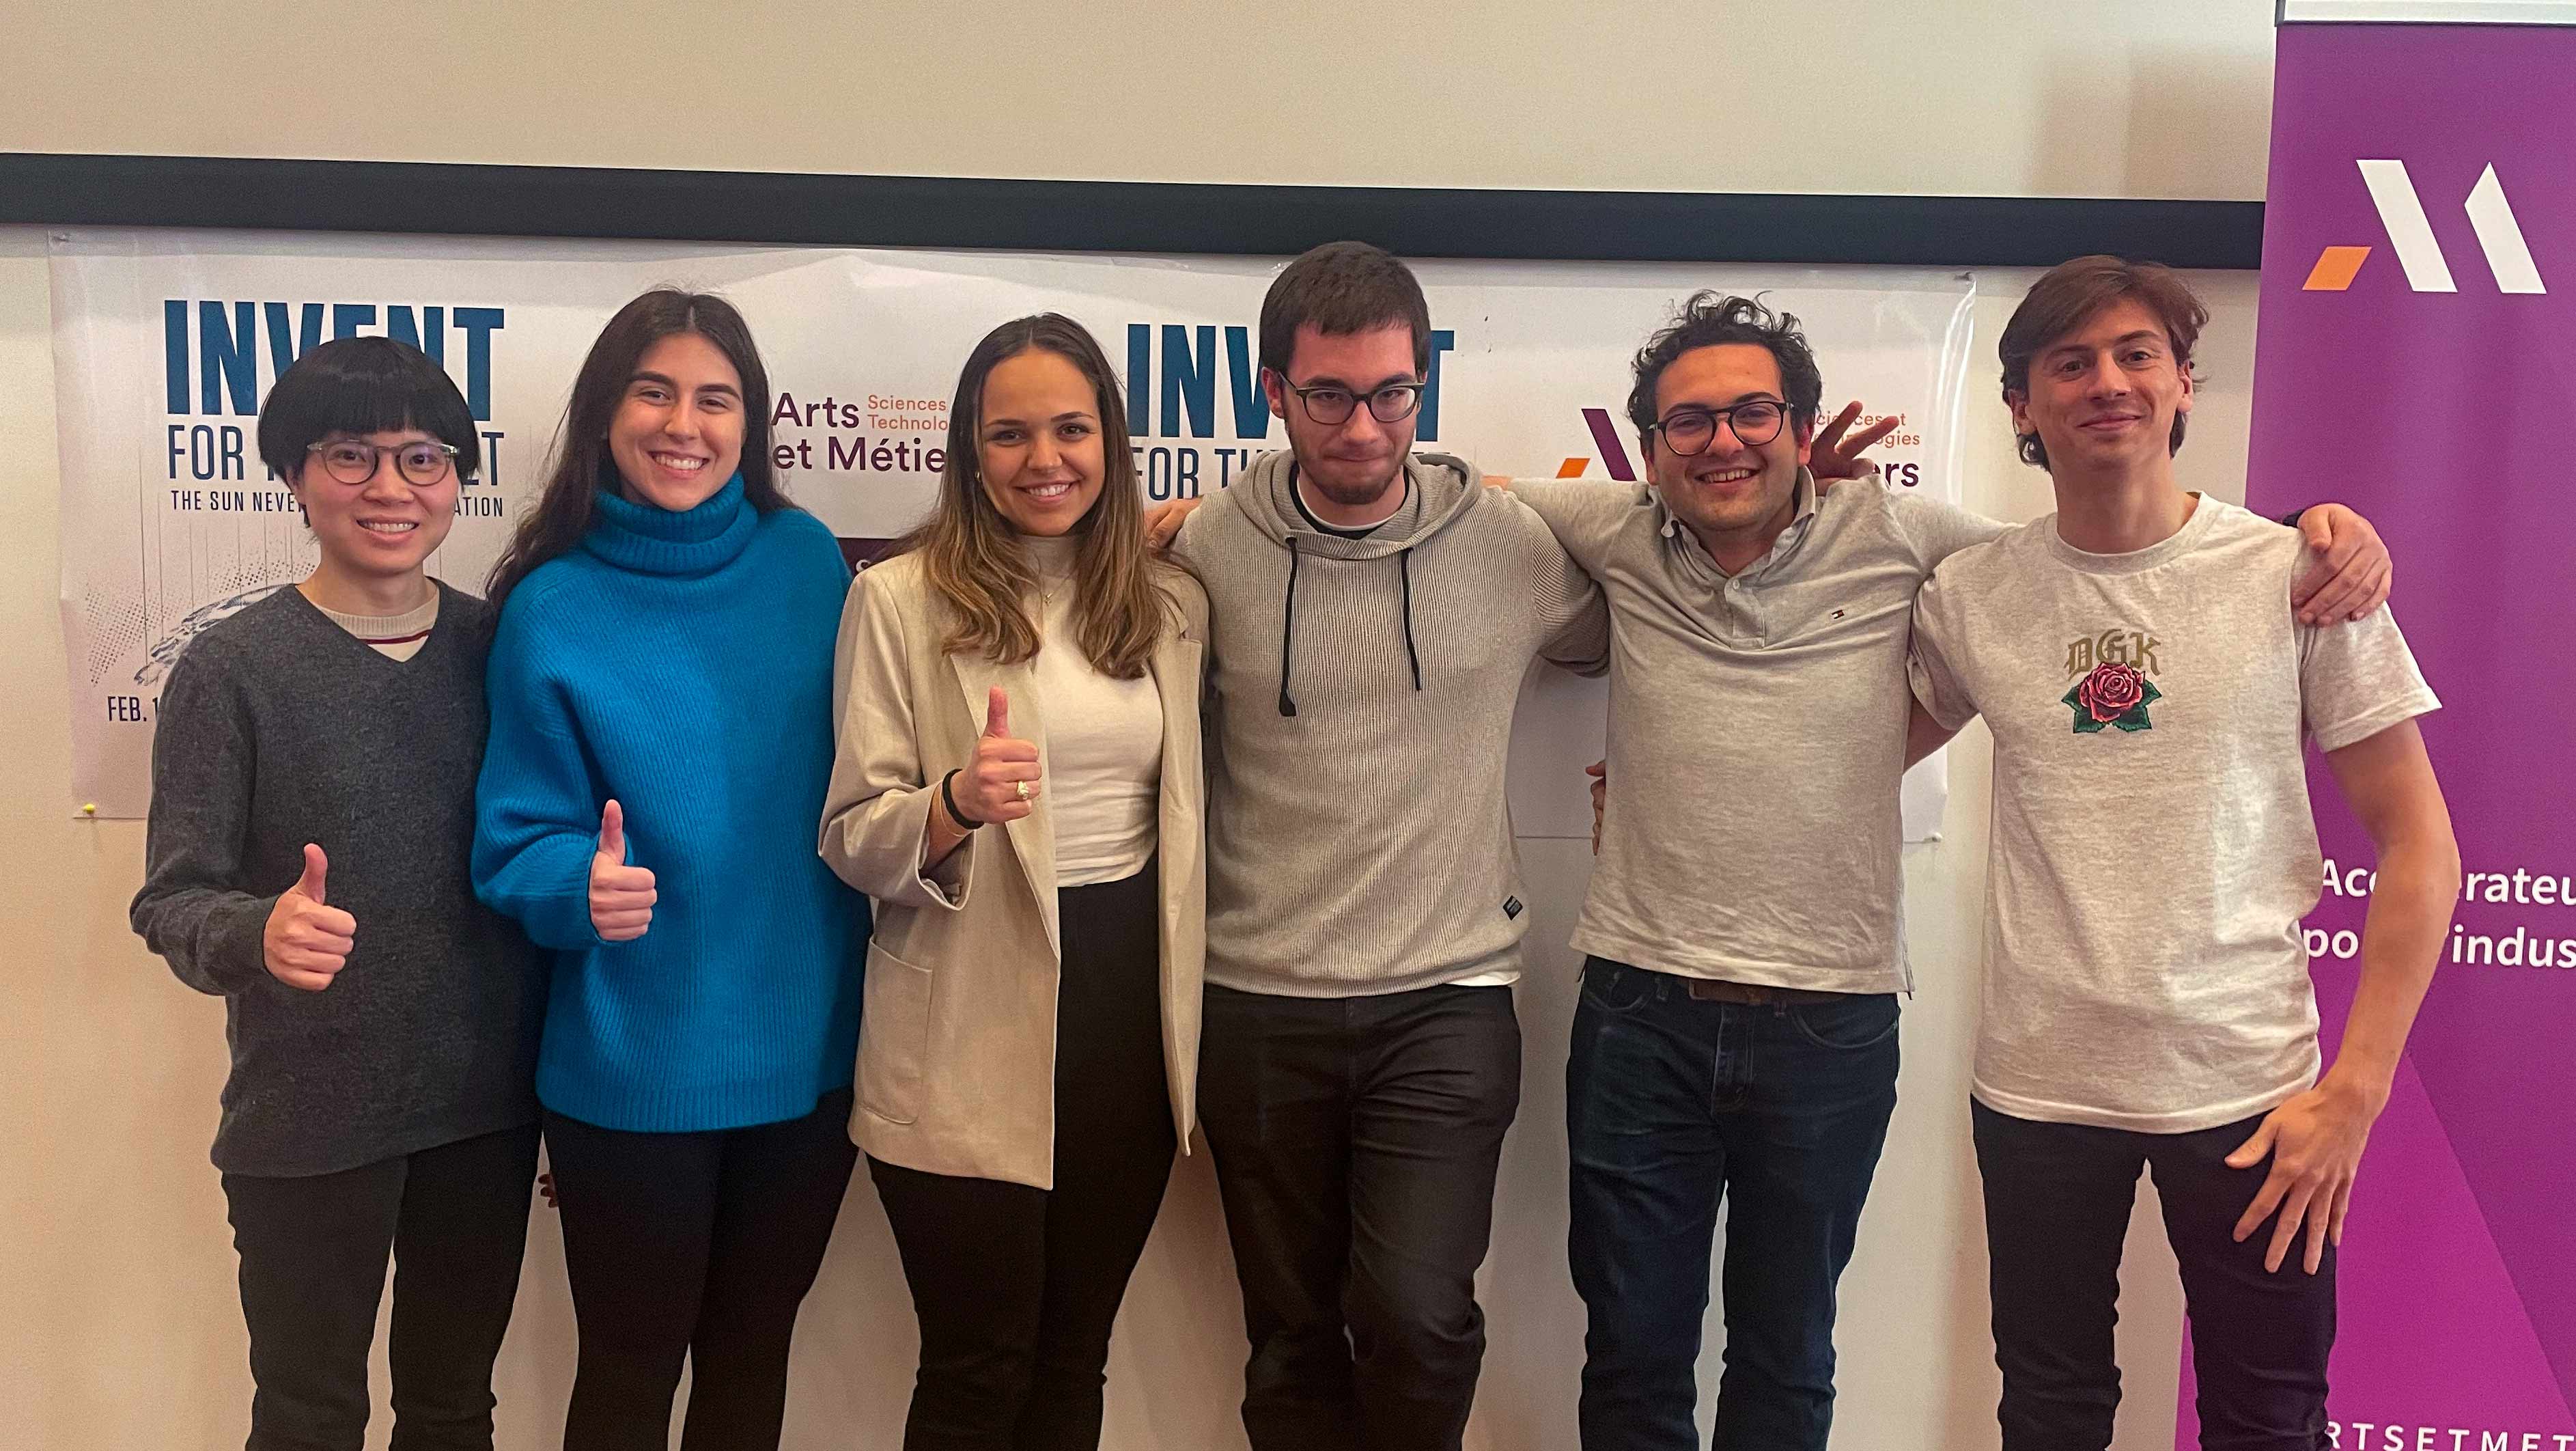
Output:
[953, 687, 1041, 826]
[589, 799, 658, 942]
[264, 843, 357, 991]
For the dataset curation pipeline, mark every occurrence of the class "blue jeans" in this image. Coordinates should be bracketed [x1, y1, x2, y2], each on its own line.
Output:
[1566, 958, 1900, 1451]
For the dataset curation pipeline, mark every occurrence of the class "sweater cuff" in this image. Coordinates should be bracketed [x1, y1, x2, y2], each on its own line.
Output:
[518, 866, 611, 952]
[205, 894, 279, 994]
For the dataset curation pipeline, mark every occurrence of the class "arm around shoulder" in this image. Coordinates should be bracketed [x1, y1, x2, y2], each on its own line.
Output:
[1499, 476, 1629, 578]
[1888, 489, 2011, 573]
[1499, 495, 1610, 674]
[1905, 568, 1981, 735]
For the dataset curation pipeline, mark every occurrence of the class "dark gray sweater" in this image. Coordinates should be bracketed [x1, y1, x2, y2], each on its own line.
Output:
[132, 582, 544, 1177]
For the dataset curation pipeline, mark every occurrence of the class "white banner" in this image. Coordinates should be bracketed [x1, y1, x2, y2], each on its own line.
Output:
[50, 228, 1973, 827]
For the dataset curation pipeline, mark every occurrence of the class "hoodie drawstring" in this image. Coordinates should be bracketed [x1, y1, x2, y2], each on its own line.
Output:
[1398, 547, 1423, 691]
[1280, 538, 1424, 716]
[1278, 536, 1301, 717]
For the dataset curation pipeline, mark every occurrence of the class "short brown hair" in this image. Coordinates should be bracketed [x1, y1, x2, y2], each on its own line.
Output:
[1998, 255, 2207, 469]
[1258, 241, 1432, 379]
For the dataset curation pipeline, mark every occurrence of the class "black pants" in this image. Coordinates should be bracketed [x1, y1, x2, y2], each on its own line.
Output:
[1973, 1099, 2338, 1450]
[870, 864, 1175, 1451]
[221, 1123, 541, 1451]
[1198, 980, 1522, 1451]
[542, 1086, 859, 1451]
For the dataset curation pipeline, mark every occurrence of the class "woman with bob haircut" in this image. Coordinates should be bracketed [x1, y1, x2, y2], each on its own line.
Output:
[132, 335, 546, 1451]
[473, 288, 867, 1451]
[821, 312, 1208, 1451]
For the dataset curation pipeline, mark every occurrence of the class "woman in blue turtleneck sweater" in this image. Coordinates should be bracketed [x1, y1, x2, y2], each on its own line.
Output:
[473, 289, 865, 1451]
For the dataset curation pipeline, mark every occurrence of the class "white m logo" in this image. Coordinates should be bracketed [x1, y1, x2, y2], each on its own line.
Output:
[2354, 160, 2548, 294]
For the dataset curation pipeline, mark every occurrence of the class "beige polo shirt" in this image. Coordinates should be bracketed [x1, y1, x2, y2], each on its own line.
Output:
[1513, 471, 2001, 994]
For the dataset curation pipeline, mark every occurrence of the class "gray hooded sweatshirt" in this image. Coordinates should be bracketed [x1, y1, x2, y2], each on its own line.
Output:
[1169, 450, 1607, 997]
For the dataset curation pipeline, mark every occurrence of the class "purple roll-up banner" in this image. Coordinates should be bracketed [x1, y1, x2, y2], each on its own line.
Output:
[2181, 6, 2576, 1448]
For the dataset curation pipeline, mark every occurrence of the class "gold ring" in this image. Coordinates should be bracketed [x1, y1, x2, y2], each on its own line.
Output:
[1016, 779, 1031, 801]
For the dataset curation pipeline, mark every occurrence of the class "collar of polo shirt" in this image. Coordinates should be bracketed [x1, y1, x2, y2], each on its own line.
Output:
[1655, 467, 1822, 578]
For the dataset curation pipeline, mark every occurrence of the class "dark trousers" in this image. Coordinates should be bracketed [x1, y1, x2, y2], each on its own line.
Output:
[542, 1086, 858, 1451]
[869, 865, 1177, 1451]
[1973, 1099, 2337, 1451]
[221, 1123, 541, 1451]
[1565, 958, 1901, 1451]
[1197, 979, 1522, 1451]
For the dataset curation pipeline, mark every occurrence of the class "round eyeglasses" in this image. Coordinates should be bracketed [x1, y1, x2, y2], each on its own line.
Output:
[1648, 400, 1789, 456]
[305, 440, 459, 487]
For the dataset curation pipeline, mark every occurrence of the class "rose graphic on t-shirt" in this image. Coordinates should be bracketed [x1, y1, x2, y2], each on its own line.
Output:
[2062, 661, 2161, 734]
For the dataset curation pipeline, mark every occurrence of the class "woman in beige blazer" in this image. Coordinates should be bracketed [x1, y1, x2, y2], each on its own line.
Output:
[817, 314, 1207, 1451]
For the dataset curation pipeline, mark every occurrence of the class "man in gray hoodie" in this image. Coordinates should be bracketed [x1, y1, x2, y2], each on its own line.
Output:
[1166, 241, 1607, 1450]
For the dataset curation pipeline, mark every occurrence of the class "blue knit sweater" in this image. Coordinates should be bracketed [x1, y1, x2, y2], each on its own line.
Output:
[473, 477, 865, 1133]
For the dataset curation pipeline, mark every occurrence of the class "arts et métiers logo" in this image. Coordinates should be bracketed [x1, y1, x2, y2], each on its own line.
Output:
[2303, 160, 2549, 295]
[158, 299, 512, 518]
[1552, 408, 1924, 488]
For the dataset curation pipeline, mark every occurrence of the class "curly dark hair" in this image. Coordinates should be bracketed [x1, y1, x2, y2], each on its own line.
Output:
[1625, 293, 1823, 439]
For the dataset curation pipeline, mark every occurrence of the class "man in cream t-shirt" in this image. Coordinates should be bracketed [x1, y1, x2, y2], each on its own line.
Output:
[1908, 256, 2458, 1450]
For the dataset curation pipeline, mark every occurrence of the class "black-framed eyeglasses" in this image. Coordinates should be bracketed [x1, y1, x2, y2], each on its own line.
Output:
[1287, 381, 1424, 426]
[306, 440, 459, 487]
[1648, 399, 1789, 456]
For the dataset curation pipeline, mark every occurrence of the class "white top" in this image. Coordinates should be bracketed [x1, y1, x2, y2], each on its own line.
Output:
[1024, 535, 1163, 887]
[1909, 496, 2440, 1133]
[313, 588, 440, 662]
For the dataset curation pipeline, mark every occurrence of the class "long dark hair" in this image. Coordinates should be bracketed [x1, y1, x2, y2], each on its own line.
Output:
[897, 314, 1173, 679]
[486, 289, 790, 613]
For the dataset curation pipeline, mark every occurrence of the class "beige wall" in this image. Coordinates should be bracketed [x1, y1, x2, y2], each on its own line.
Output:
[3, 2, 2282, 1444]
[8, 0, 2275, 199]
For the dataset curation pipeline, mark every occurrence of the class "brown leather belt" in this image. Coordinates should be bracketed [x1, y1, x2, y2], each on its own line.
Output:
[1685, 978, 1857, 1006]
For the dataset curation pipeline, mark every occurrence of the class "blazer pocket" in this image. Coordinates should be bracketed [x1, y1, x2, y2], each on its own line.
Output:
[856, 939, 936, 1126]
